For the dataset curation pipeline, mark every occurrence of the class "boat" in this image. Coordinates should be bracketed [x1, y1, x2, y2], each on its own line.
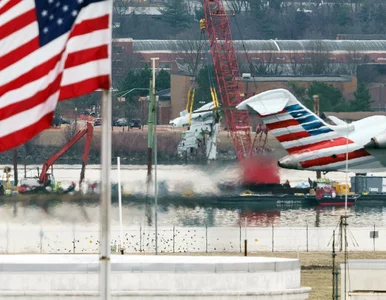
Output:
[305, 178, 360, 206]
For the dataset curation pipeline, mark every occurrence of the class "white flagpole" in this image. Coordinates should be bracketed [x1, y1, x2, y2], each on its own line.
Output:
[117, 157, 123, 253]
[100, 89, 112, 300]
[100, 1, 113, 299]
[151, 57, 159, 255]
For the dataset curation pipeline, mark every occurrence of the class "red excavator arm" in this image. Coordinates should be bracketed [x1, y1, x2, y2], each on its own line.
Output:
[39, 122, 93, 186]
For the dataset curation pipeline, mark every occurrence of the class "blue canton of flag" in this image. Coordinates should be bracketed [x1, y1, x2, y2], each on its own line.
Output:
[35, 0, 105, 46]
[0, 0, 110, 151]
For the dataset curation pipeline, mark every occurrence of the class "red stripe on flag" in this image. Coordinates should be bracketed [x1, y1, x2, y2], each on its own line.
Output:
[300, 149, 371, 169]
[287, 137, 353, 154]
[65, 45, 108, 68]
[0, 9, 36, 40]
[276, 131, 310, 143]
[0, 0, 22, 15]
[0, 75, 61, 121]
[0, 37, 39, 71]
[0, 112, 53, 152]
[0, 52, 62, 97]
[70, 15, 109, 38]
[266, 119, 299, 130]
[59, 75, 110, 101]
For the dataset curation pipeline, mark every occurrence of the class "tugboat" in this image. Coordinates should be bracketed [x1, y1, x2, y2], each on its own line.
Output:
[306, 178, 360, 206]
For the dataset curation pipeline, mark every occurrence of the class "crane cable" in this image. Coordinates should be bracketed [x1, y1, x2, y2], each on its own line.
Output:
[233, 13, 259, 94]
[206, 58, 219, 108]
[187, 30, 206, 125]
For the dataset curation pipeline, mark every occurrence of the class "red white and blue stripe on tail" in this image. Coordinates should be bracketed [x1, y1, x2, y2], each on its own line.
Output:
[237, 89, 373, 170]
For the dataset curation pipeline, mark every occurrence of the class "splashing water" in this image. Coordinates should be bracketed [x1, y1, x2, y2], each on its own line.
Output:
[240, 155, 280, 185]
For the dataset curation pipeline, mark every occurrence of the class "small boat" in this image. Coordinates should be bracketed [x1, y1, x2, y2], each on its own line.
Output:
[306, 178, 360, 206]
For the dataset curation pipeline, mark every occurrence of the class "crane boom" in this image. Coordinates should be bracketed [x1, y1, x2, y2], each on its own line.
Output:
[39, 122, 93, 186]
[202, 0, 253, 159]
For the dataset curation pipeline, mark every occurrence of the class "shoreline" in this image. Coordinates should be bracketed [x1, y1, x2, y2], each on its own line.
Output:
[0, 126, 285, 165]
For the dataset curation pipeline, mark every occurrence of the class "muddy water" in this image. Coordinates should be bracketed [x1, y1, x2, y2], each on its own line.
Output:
[1, 164, 386, 228]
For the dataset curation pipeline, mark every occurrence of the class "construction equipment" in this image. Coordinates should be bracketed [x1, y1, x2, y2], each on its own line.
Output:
[251, 124, 269, 155]
[39, 122, 93, 187]
[186, 87, 195, 125]
[202, 0, 253, 160]
[18, 123, 93, 193]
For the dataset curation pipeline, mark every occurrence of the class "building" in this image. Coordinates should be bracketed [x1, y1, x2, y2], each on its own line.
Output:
[113, 39, 386, 79]
[157, 88, 171, 125]
[137, 89, 171, 125]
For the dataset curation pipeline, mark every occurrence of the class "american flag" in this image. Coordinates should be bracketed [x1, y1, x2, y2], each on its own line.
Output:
[0, 0, 111, 151]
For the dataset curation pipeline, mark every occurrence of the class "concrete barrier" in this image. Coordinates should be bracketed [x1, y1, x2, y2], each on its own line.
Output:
[341, 260, 386, 300]
[0, 224, 385, 254]
[0, 255, 311, 300]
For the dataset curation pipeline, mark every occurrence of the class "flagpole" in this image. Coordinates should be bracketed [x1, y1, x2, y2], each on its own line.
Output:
[100, 89, 112, 299]
[117, 156, 124, 254]
[100, 0, 113, 298]
[151, 57, 159, 255]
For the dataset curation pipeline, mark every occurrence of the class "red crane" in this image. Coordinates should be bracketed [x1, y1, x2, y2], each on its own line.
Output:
[202, 0, 253, 159]
[39, 122, 93, 187]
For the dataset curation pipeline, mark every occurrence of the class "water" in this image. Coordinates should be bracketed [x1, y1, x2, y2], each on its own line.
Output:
[2, 164, 386, 228]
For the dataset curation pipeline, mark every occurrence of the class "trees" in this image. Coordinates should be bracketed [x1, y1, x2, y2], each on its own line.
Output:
[110, 1, 386, 41]
[116, 68, 171, 120]
[287, 81, 307, 103]
[159, 0, 193, 29]
[228, 0, 249, 14]
[156, 69, 171, 92]
[306, 82, 350, 114]
[194, 66, 218, 110]
[174, 40, 205, 78]
[351, 83, 373, 111]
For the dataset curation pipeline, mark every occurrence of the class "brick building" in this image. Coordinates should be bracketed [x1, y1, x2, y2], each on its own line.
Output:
[113, 39, 386, 79]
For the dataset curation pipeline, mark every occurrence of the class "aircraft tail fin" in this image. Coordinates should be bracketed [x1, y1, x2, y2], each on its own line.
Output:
[237, 89, 336, 153]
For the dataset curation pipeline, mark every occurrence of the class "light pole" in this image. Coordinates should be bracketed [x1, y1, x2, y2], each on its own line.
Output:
[115, 88, 150, 99]
[113, 88, 150, 122]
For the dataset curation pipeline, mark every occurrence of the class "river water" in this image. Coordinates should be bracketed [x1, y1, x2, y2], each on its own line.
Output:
[1, 164, 386, 228]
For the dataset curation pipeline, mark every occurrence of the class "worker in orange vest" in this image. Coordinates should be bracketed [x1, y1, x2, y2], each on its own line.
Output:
[200, 18, 206, 33]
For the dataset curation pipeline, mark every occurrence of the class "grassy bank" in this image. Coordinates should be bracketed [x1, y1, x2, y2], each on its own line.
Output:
[1, 126, 285, 165]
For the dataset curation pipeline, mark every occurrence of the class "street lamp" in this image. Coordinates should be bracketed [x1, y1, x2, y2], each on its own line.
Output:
[115, 88, 150, 99]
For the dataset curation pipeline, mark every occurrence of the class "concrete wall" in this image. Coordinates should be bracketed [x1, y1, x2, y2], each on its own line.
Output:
[171, 74, 191, 119]
[1, 225, 386, 254]
[0, 255, 311, 300]
[341, 260, 386, 300]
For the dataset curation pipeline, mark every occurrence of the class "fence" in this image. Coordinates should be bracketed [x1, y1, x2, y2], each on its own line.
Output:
[0, 224, 385, 254]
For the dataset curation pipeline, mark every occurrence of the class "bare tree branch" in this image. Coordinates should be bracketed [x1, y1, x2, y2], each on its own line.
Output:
[174, 40, 206, 78]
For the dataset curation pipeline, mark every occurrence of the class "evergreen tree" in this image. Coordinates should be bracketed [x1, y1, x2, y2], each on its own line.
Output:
[306, 82, 350, 114]
[194, 66, 218, 110]
[287, 81, 307, 103]
[159, 0, 193, 29]
[351, 83, 373, 111]
[156, 69, 171, 91]
[119, 66, 151, 98]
